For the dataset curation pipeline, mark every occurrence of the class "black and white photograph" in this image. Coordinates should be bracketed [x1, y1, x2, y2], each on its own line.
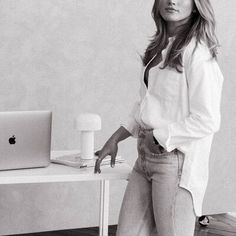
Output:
[0, 0, 235, 235]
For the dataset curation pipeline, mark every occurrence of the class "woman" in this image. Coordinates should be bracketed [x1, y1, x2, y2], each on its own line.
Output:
[94, 0, 224, 235]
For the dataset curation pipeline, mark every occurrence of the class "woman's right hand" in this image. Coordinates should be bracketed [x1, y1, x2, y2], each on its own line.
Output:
[94, 137, 118, 174]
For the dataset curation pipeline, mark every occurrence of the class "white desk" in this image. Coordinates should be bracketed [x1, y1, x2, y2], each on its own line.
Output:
[0, 151, 131, 236]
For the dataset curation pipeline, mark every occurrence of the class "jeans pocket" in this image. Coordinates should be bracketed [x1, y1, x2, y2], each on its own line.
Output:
[149, 144, 168, 155]
[133, 156, 145, 174]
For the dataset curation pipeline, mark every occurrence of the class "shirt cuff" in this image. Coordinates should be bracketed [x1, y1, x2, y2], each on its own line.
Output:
[153, 126, 175, 152]
[120, 118, 140, 138]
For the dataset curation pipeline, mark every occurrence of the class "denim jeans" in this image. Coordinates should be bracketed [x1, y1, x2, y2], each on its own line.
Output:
[116, 129, 196, 236]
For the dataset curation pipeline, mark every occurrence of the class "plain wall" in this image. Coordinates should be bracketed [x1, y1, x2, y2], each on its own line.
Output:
[202, 0, 236, 214]
[0, 0, 153, 234]
[0, 0, 235, 234]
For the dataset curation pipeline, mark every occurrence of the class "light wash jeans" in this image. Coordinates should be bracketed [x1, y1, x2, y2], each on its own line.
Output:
[116, 129, 196, 236]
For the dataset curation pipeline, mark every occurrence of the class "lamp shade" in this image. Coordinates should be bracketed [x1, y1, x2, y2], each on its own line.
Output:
[75, 113, 101, 131]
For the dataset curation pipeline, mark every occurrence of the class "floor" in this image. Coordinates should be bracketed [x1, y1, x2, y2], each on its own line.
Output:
[10, 215, 236, 236]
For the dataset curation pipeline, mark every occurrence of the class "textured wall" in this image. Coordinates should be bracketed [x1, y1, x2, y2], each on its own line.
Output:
[202, 1, 236, 214]
[0, 0, 235, 234]
[0, 0, 151, 150]
[0, 0, 154, 234]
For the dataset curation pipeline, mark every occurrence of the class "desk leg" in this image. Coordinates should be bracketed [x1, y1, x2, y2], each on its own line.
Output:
[99, 180, 109, 236]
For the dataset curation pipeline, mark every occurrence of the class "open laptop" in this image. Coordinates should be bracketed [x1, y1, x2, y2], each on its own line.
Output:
[0, 110, 52, 170]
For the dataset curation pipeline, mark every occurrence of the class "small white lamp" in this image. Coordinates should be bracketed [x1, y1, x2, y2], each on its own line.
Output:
[75, 113, 101, 160]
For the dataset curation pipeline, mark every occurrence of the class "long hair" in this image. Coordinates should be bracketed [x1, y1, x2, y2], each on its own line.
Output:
[142, 0, 219, 73]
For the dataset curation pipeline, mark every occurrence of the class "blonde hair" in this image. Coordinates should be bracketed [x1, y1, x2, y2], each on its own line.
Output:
[142, 0, 219, 73]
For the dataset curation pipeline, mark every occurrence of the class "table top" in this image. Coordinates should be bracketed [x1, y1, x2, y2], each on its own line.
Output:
[0, 150, 132, 185]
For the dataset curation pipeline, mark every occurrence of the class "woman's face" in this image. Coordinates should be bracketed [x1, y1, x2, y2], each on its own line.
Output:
[158, 0, 195, 23]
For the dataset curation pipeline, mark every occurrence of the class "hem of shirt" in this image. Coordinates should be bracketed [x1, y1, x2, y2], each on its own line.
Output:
[178, 182, 202, 217]
[120, 124, 139, 138]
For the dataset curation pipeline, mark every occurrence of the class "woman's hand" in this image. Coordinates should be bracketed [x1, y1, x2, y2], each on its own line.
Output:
[94, 126, 131, 174]
[94, 137, 118, 174]
[141, 130, 165, 154]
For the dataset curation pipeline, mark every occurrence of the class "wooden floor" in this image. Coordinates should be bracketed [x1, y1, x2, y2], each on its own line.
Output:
[10, 215, 236, 236]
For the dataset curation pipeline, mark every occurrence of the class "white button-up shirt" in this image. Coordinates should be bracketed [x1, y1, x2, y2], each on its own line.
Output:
[122, 37, 224, 216]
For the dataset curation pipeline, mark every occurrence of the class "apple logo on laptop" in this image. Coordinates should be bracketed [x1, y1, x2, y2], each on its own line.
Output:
[9, 135, 16, 145]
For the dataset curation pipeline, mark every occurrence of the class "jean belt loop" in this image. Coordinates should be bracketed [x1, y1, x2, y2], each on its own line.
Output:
[176, 150, 182, 178]
[139, 126, 145, 138]
[138, 126, 142, 137]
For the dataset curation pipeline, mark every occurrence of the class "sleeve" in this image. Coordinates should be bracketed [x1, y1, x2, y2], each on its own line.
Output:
[153, 46, 224, 152]
[120, 101, 141, 137]
[121, 66, 146, 138]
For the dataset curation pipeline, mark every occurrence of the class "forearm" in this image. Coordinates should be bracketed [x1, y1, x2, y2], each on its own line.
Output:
[153, 113, 220, 152]
[110, 126, 132, 143]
